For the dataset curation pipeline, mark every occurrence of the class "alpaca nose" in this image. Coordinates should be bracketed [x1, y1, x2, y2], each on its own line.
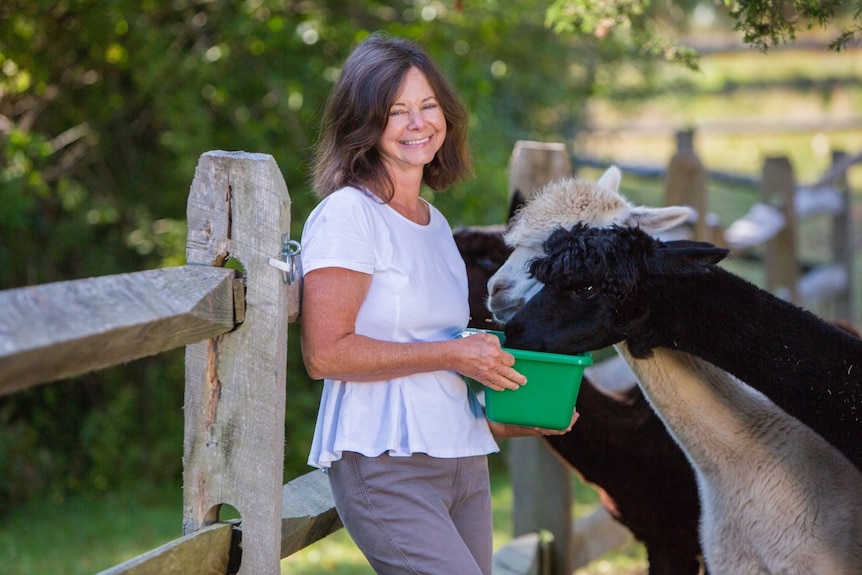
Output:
[488, 278, 512, 298]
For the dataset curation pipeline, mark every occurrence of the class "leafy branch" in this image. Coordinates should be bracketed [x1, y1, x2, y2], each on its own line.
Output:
[545, 0, 861, 53]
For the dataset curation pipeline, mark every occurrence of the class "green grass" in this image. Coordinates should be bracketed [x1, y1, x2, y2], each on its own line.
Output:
[0, 481, 184, 575]
[0, 457, 647, 575]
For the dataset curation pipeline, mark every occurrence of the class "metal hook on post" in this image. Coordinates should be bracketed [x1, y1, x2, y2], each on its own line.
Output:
[267, 234, 302, 285]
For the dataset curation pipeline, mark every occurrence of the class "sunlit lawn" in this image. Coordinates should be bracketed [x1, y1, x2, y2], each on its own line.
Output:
[0, 481, 184, 575]
[0, 458, 647, 575]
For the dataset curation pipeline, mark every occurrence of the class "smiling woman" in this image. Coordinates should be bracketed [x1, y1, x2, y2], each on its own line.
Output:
[377, 68, 448, 203]
[297, 32, 567, 575]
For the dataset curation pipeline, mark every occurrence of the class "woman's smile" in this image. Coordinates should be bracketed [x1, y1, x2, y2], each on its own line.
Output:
[378, 67, 446, 172]
[400, 136, 432, 146]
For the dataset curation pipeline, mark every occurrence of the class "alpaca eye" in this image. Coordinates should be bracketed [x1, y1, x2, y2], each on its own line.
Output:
[478, 258, 500, 272]
[574, 285, 596, 299]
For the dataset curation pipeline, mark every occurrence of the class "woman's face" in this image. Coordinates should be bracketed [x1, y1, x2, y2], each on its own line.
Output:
[377, 67, 447, 178]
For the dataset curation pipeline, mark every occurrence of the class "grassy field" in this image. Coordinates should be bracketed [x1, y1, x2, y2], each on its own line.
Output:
[0, 481, 184, 575]
[577, 45, 862, 187]
[0, 457, 649, 575]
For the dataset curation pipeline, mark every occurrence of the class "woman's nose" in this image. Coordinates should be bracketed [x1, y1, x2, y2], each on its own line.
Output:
[408, 110, 426, 129]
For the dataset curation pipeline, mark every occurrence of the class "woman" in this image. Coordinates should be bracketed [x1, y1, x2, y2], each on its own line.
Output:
[300, 33, 576, 575]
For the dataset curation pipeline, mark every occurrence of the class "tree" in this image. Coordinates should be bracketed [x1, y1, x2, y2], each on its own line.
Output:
[545, 0, 862, 54]
[725, 0, 861, 51]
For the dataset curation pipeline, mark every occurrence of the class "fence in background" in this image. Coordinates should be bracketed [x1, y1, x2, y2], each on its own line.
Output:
[575, 130, 860, 322]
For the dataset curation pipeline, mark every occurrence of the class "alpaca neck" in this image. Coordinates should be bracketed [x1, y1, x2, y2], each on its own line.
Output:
[546, 378, 681, 475]
[618, 344, 862, 575]
[637, 266, 862, 472]
[615, 343, 776, 473]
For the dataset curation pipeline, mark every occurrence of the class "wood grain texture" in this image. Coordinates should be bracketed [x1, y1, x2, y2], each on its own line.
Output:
[95, 522, 233, 575]
[0, 265, 235, 395]
[183, 151, 291, 575]
[762, 156, 799, 301]
[279, 470, 342, 558]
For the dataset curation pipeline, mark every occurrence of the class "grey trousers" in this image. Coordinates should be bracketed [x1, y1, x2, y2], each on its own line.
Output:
[328, 451, 493, 575]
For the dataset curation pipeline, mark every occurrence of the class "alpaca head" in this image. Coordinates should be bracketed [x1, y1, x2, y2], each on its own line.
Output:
[503, 224, 728, 355]
[486, 165, 693, 323]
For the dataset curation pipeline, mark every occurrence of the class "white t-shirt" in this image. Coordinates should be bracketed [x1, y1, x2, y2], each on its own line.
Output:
[301, 186, 499, 469]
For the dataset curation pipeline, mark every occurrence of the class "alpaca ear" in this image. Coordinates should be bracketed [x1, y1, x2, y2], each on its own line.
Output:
[597, 165, 622, 193]
[648, 241, 729, 275]
[622, 205, 694, 234]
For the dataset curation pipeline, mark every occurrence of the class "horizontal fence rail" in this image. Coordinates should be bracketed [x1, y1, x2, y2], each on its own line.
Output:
[0, 265, 237, 396]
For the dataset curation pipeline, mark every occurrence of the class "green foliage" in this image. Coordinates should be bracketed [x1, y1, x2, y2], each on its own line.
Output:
[722, 0, 862, 51]
[546, 0, 862, 53]
[0, 355, 185, 509]
[545, 0, 700, 69]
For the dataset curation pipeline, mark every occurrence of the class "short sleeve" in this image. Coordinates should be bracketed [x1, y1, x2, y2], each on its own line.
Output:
[301, 189, 378, 275]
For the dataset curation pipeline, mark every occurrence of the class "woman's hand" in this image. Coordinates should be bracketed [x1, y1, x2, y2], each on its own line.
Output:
[487, 411, 580, 438]
[454, 332, 526, 391]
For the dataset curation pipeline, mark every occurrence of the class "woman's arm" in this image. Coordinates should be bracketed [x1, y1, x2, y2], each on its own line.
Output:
[300, 267, 525, 391]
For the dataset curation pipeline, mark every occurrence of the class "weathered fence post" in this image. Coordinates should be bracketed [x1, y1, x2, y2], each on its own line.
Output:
[664, 129, 711, 242]
[510, 140, 574, 201]
[508, 140, 574, 575]
[183, 151, 292, 575]
[762, 156, 799, 302]
[831, 150, 854, 320]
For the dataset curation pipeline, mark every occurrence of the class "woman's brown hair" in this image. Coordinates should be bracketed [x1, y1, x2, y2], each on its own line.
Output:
[312, 33, 473, 200]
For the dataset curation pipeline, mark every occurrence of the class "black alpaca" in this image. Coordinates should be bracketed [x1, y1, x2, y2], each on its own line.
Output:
[505, 223, 862, 474]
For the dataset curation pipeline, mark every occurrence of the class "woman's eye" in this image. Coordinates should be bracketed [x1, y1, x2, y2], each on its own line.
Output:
[573, 285, 596, 299]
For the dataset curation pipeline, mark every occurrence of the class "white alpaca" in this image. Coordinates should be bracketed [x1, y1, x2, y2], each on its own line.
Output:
[488, 167, 862, 573]
[486, 167, 691, 321]
[618, 345, 862, 574]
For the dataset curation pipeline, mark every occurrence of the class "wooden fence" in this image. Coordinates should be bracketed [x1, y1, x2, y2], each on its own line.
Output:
[1, 151, 325, 575]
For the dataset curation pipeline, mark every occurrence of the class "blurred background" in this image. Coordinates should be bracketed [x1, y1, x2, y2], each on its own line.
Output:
[1, 1, 860, 573]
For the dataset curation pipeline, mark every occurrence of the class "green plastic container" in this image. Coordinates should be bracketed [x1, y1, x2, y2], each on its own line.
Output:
[464, 329, 593, 430]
